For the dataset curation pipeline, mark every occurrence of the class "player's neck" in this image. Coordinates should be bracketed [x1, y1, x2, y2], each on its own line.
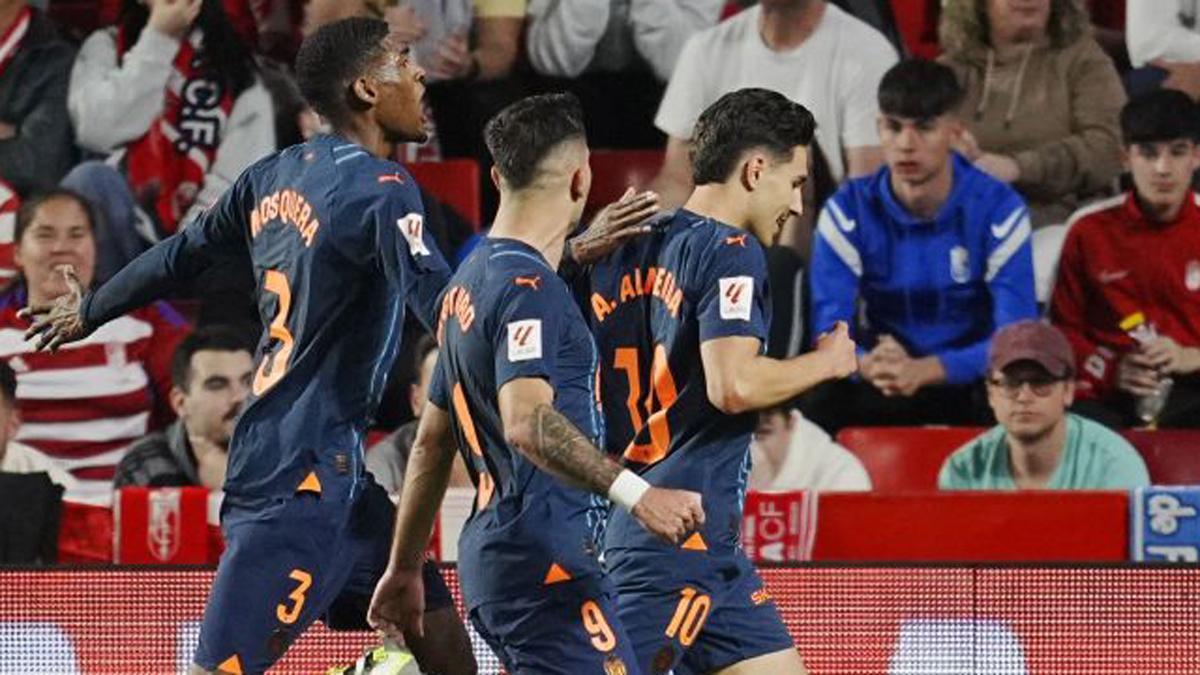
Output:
[683, 184, 751, 231]
[490, 196, 571, 269]
[336, 120, 394, 160]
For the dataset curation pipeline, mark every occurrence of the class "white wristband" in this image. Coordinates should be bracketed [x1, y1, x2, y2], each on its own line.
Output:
[608, 469, 651, 511]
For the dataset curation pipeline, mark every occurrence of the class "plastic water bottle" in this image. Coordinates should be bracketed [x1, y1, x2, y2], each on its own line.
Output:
[1120, 312, 1172, 427]
[1137, 376, 1173, 426]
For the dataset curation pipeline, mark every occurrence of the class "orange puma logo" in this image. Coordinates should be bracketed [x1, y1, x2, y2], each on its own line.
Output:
[377, 173, 405, 184]
[725, 234, 748, 247]
[514, 275, 542, 291]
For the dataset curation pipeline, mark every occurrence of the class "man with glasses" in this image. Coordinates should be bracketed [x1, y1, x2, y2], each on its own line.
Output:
[939, 321, 1149, 491]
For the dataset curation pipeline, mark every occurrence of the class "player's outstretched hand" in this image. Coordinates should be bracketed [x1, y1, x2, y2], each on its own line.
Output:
[631, 486, 705, 545]
[18, 265, 90, 352]
[569, 186, 660, 265]
[368, 565, 426, 643]
[816, 321, 858, 380]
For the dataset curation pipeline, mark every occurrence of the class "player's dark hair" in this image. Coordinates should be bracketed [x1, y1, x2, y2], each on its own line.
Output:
[172, 326, 256, 391]
[295, 17, 390, 127]
[15, 189, 96, 244]
[484, 93, 586, 190]
[0, 360, 15, 406]
[1120, 89, 1200, 145]
[690, 88, 816, 186]
[878, 59, 965, 120]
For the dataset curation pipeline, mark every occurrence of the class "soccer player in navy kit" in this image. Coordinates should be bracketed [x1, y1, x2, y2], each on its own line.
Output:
[21, 19, 476, 675]
[590, 89, 858, 674]
[367, 94, 705, 675]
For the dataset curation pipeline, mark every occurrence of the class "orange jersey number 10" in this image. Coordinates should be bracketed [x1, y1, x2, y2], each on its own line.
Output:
[253, 269, 296, 396]
[614, 345, 678, 465]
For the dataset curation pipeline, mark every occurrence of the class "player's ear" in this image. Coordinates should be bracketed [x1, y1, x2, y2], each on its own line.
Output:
[569, 165, 587, 202]
[490, 166, 503, 192]
[350, 76, 378, 111]
[741, 153, 766, 191]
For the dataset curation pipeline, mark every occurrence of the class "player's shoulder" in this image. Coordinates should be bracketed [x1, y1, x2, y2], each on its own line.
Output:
[302, 136, 422, 207]
[483, 239, 569, 298]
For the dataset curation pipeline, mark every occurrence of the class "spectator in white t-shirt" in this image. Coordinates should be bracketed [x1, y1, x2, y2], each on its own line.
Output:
[749, 406, 871, 492]
[651, 0, 897, 212]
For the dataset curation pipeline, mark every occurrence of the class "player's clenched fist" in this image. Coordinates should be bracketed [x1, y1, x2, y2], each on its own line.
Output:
[631, 487, 705, 545]
[816, 320, 858, 380]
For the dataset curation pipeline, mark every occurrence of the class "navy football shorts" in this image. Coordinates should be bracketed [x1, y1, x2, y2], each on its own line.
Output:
[606, 546, 794, 674]
[193, 468, 452, 674]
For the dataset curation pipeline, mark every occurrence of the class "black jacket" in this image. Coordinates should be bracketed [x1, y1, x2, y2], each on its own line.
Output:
[0, 10, 76, 196]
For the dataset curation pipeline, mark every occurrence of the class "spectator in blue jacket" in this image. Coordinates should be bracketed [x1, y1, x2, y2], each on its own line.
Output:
[802, 59, 1038, 433]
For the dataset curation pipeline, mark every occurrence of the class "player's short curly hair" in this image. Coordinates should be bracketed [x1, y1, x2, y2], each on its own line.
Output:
[295, 17, 390, 126]
[484, 93, 586, 191]
[690, 88, 816, 186]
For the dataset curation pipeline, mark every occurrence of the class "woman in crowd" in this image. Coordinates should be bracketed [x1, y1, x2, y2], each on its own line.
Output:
[0, 190, 187, 498]
[939, 0, 1126, 227]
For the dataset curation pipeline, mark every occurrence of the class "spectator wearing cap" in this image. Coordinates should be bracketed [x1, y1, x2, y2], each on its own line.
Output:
[939, 321, 1149, 491]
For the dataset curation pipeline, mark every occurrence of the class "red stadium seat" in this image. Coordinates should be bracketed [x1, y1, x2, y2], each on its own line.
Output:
[584, 149, 664, 221]
[1122, 429, 1200, 485]
[406, 159, 482, 229]
[836, 426, 985, 492]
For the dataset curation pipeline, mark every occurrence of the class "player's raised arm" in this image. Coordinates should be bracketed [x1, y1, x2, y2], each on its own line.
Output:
[370, 399, 458, 639]
[498, 377, 704, 544]
[21, 171, 253, 350]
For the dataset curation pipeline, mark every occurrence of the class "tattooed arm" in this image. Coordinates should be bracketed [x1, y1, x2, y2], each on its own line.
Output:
[498, 377, 704, 543]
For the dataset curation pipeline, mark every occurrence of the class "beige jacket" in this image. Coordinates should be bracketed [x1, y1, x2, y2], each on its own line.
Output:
[939, 3, 1126, 227]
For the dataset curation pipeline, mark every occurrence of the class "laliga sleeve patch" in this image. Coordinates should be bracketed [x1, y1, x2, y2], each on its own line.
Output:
[397, 214, 431, 256]
[718, 276, 753, 321]
[507, 319, 543, 362]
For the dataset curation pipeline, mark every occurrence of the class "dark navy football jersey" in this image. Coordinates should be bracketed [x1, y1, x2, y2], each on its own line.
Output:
[428, 237, 605, 610]
[589, 209, 770, 556]
[81, 135, 451, 502]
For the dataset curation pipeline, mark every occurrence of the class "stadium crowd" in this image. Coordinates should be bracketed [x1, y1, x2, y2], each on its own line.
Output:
[0, 0, 1197, 545]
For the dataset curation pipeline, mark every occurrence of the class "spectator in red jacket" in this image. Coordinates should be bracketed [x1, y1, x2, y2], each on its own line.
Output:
[1050, 90, 1200, 428]
[0, 189, 188, 499]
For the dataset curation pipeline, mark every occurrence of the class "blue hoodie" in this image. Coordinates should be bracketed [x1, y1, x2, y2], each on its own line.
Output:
[810, 153, 1037, 385]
